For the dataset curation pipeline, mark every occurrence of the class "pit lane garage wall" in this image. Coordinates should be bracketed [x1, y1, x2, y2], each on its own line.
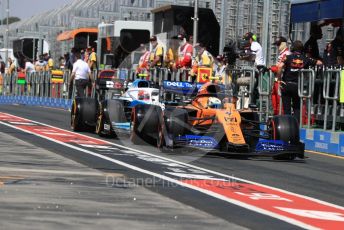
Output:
[0, 67, 343, 156]
[289, 0, 344, 155]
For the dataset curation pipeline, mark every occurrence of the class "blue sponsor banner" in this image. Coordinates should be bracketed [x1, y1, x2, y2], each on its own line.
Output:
[314, 130, 332, 143]
[300, 128, 306, 140]
[339, 135, 344, 157]
[0, 96, 72, 110]
[300, 128, 344, 156]
[162, 81, 203, 95]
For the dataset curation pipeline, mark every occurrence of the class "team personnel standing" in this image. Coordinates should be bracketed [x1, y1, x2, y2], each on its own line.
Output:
[88, 47, 97, 71]
[241, 32, 266, 67]
[271, 36, 291, 115]
[136, 44, 150, 76]
[35, 55, 46, 71]
[164, 38, 177, 70]
[276, 40, 322, 123]
[214, 55, 228, 83]
[67, 48, 77, 72]
[304, 24, 323, 60]
[328, 28, 344, 66]
[149, 35, 164, 68]
[175, 34, 193, 69]
[241, 32, 266, 104]
[191, 43, 214, 82]
[24, 58, 36, 74]
[7, 57, 16, 75]
[193, 43, 214, 68]
[44, 52, 54, 70]
[69, 51, 94, 98]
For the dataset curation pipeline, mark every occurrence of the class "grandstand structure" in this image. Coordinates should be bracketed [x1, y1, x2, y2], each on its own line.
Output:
[0, 0, 212, 61]
[0, 0, 338, 66]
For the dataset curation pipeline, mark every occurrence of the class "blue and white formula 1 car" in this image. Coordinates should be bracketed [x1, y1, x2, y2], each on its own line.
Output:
[71, 70, 161, 137]
[95, 79, 162, 137]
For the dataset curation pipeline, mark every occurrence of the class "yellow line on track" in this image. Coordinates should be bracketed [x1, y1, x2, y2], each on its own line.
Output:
[306, 150, 344, 159]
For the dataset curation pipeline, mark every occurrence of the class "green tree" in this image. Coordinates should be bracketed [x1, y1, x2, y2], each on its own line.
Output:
[0, 17, 21, 25]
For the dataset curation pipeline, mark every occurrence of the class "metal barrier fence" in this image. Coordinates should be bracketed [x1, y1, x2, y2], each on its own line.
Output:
[322, 68, 341, 131]
[0, 70, 99, 99]
[1, 66, 343, 132]
[298, 69, 315, 129]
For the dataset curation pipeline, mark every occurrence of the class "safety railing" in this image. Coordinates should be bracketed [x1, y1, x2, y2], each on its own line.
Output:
[322, 68, 341, 131]
[3, 70, 100, 99]
[298, 68, 315, 129]
[1, 66, 344, 132]
[257, 68, 274, 122]
[231, 66, 255, 109]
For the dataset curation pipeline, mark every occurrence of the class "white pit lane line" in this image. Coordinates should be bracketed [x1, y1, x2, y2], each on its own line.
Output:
[0, 112, 343, 230]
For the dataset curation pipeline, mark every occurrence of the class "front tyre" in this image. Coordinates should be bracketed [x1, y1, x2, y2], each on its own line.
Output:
[130, 104, 161, 145]
[271, 115, 301, 160]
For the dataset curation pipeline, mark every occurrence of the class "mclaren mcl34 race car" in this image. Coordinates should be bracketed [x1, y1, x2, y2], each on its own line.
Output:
[130, 80, 305, 160]
[70, 70, 161, 137]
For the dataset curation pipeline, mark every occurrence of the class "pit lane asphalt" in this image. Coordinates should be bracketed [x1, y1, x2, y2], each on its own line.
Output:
[1, 104, 344, 229]
[0, 127, 246, 230]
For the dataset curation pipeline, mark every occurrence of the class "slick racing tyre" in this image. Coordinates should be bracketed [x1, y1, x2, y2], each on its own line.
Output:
[71, 99, 82, 131]
[96, 110, 106, 136]
[131, 104, 161, 145]
[71, 98, 97, 132]
[270, 115, 300, 160]
[157, 116, 166, 152]
[96, 102, 110, 137]
[157, 113, 173, 153]
[164, 107, 188, 138]
[96, 100, 126, 137]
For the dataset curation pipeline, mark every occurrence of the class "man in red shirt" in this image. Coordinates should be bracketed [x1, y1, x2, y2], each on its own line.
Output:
[271, 36, 291, 115]
[136, 44, 150, 79]
[175, 34, 193, 69]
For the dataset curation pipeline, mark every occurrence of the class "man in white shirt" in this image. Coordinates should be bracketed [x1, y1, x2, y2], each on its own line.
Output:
[241, 32, 266, 104]
[69, 51, 94, 98]
[24, 59, 36, 74]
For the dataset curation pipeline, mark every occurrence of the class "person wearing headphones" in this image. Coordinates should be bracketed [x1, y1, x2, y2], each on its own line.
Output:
[240, 32, 266, 104]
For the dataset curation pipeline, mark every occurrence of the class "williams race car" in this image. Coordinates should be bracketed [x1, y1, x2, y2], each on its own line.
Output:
[130, 80, 304, 160]
[70, 70, 160, 137]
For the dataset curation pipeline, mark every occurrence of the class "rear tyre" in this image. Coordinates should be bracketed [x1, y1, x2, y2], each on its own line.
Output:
[164, 107, 188, 138]
[71, 99, 83, 131]
[271, 115, 300, 160]
[96, 111, 106, 137]
[157, 117, 172, 153]
[130, 107, 144, 145]
[130, 104, 161, 145]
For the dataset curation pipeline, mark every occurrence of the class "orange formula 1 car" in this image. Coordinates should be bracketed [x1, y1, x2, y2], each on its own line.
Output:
[130, 81, 305, 160]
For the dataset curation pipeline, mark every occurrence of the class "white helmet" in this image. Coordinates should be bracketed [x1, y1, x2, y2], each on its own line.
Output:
[207, 97, 221, 108]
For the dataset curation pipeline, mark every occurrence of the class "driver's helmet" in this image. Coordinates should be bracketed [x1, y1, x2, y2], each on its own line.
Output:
[207, 97, 222, 108]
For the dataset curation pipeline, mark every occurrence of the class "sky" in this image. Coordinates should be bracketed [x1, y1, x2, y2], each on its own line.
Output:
[0, 0, 74, 20]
